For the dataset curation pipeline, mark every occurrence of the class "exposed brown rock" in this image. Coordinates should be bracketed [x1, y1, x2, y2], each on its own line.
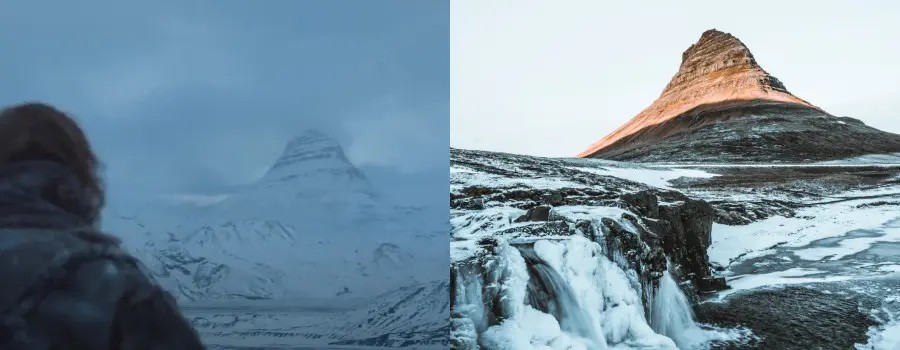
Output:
[578, 29, 900, 162]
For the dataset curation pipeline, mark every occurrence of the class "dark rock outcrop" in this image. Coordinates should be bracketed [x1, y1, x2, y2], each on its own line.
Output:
[499, 221, 571, 238]
[711, 200, 797, 225]
[600, 216, 667, 312]
[451, 186, 621, 211]
[618, 190, 726, 294]
[696, 286, 878, 350]
[579, 29, 900, 162]
[514, 205, 553, 222]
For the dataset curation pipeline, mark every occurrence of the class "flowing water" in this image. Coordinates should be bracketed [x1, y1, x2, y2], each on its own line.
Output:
[520, 248, 605, 347]
[453, 236, 748, 349]
[650, 271, 704, 348]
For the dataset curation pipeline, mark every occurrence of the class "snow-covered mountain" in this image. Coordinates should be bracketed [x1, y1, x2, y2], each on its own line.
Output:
[257, 129, 374, 194]
[184, 130, 382, 227]
[105, 130, 447, 303]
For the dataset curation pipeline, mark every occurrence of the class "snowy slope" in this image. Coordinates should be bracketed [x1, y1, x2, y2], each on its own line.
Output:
[330, 280, 450, 347]
[106, 130, 446, 302]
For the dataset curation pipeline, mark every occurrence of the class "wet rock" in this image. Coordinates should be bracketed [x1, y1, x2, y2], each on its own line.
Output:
[711, 200, 796, 225]
[484, 188, 621, 208]
[697, 276, 728, 292]
[620, 190, 659, 217]
[498, 221, 571, 238]
[657, 197, 715, 288]
[600, 217, 667, 308]
[618, 190, 720, 293]
[574, 219, 597, 241]
[856, 200, 900, 209]
[451, 197, 485, 210]
[459, 185, 497, 197]
[696, 286, 878, 350]
[540, 192, 565, 206]
[514, 205, 553, 222]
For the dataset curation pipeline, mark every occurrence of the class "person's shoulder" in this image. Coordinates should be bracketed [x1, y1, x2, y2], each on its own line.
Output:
[0, 227, 146, 308]
[0, 228, 174, 348]
[55, 229, 156, 301]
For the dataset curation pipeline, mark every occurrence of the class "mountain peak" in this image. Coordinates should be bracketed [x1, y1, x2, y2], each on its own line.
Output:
[578, 29, 817, 158]
[275, 130, 345, 169]
[683, 29, 750, 65]
[283, 129, 337, 153]
[257, 130, 371, 192]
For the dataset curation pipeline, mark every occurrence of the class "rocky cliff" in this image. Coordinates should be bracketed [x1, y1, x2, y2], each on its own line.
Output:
[450, 148, 735, 349]
[579, 29, 900, 163]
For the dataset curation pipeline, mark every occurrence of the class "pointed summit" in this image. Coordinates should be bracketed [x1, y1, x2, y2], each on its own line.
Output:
[270, 130, 349, 172]
[578, 29, 900, 163]
[578, 29, 817, 158]
[258, 130, 372, 193]
[660, 29, 803, 101]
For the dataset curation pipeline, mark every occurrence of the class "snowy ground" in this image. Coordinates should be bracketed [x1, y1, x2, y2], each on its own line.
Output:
[450, 151, 758, 349]
[184, 297, 447, 350]
[611, 159, 900, 349]
[707, 191, 900, 269]
[686, 168, 900, 349]
[452, 148, 900, 349]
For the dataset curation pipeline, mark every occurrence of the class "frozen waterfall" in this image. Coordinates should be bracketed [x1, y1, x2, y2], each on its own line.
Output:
[450, 233, 747, 349]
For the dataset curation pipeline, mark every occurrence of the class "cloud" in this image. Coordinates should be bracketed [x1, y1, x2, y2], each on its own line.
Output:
[345, 112, 447, 174]
[78, 18, 250, 119]
[0, 1, 448, 207]
[341, 93, 448, 173]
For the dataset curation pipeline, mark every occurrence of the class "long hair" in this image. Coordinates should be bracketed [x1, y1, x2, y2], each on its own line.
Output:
[0, 102, 105, 222]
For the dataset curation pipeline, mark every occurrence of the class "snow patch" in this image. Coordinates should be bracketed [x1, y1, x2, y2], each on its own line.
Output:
[858, 319, 900, 350]
[568, 166, 718, 189]
[715, 268, 854, 300]
[708, 194, 900, 267]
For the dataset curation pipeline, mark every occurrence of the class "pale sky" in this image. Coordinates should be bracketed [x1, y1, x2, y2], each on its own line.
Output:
[451, 0, 900, 157]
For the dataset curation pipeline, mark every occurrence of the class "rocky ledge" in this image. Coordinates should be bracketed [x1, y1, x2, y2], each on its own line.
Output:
[450, 148, 728, 302]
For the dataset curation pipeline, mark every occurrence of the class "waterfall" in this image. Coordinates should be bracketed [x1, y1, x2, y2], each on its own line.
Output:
[450, 235, 742, 349]
[467, 237, 681, 349]
[519, 246, 605, 347]
[650, 270, 705, 349]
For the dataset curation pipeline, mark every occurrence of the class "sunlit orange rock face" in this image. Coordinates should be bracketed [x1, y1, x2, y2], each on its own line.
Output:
[579, 29, 900, 163]
[578, 29, 818, 158]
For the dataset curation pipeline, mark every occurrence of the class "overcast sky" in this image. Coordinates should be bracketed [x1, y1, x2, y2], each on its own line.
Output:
[452, 0, 900, 157]
[0, 0, 448, 206]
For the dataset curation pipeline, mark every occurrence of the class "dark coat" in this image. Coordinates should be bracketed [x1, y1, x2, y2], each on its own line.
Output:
[0, 161, 205, 349]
